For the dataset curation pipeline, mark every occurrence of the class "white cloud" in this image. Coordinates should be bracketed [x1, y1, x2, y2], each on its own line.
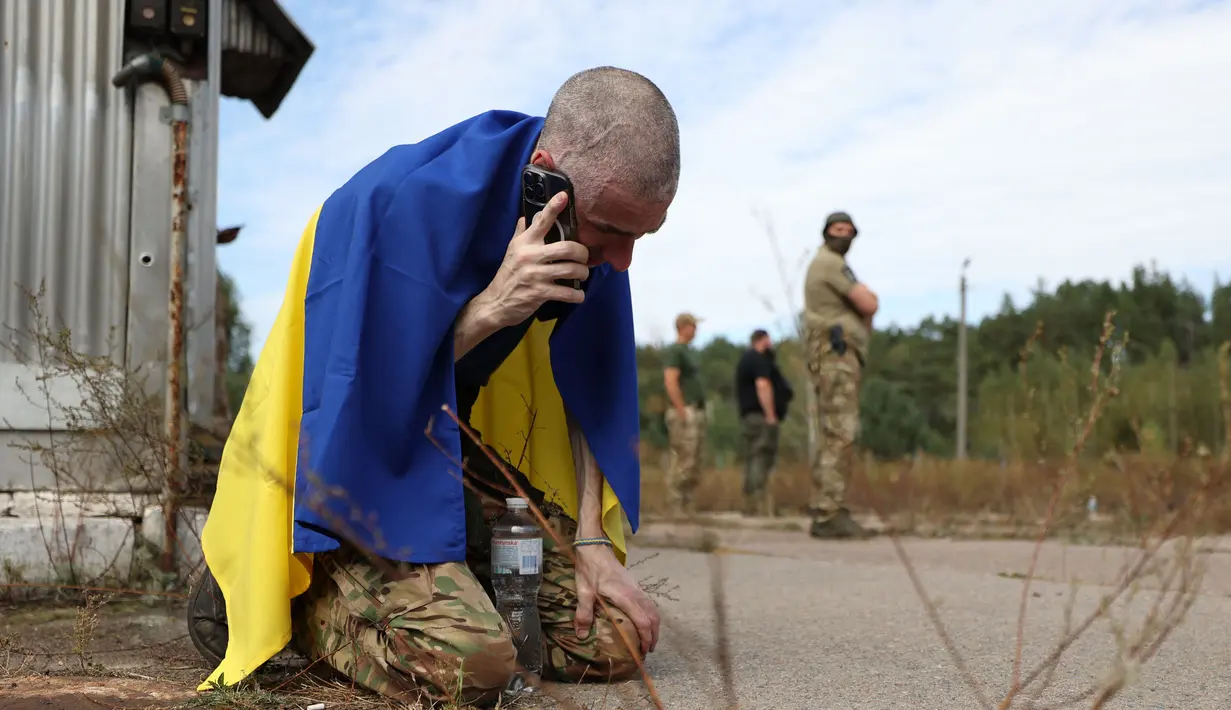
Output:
[216, 0, 1231, 356]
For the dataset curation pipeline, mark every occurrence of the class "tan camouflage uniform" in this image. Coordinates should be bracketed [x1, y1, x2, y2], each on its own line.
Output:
[802, 212, 872, 538]
[664, 404, 707, 514]
[291, 498, 642, 707]
[804, 327, 862, 521]
[291, 547, 515, 706]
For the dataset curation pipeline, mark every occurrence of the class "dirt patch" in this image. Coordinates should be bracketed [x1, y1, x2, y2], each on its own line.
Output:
[0, 597, 204, 677]
[0, 597, 629, 709]
[2, 675, 195, 710]
[0, 597, 215, 709]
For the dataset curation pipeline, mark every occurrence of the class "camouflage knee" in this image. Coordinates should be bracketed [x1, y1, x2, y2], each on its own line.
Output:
[294, 548, 516, 706]
[537, 516, 643, 683]
[545, 605, 642, 683]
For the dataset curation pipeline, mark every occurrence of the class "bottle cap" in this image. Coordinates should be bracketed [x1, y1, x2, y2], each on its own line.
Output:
[506, 497, 527, 508]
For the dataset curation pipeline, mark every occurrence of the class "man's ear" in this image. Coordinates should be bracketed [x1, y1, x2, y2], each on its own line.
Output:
[530, 149, 557, 170]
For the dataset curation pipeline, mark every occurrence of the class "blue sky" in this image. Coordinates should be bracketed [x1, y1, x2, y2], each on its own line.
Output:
[215, 0, 1231, 355]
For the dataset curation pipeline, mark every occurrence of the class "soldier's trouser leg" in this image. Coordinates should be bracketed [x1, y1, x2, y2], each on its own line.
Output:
[538, 515, 644, 682]
[292, 546, 517, 707]
[741, 412, 779, 508]
[809, 352, 862, 523]
[664, 405, 705, 514]
[467, 501, 644, 684]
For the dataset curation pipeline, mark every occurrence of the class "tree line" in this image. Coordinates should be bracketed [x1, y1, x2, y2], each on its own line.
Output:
[636, 264, 1231, 465]
[220, 263, 1230, 465]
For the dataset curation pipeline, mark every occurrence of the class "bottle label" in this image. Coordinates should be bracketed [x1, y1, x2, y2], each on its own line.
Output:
[492, 538, 542, 575]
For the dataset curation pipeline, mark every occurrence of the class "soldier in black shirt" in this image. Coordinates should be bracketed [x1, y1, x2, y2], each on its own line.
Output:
[734, 330, 793, 516]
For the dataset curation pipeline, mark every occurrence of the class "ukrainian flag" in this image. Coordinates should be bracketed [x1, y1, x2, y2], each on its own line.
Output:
[197, 111, 642, 690]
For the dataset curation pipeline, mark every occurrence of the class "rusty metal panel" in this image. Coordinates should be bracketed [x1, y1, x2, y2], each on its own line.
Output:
[0, 0, 134, 365]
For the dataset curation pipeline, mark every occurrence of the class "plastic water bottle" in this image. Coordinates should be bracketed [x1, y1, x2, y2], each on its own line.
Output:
[491, 497, 544, 689]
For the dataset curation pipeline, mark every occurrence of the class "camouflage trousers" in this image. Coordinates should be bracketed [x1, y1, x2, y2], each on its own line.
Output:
[291, 505, 643, 707]
[664, 404, 707, 515]
[807, 347, 862, 523]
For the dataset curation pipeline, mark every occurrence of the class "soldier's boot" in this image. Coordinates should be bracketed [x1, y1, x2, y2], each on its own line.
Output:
[673, 492, 695, 520]
[809, 509, 874, 540]
[666, 489, 684, 519]
[742, 490, 764, 517]
[186, 566, 229, 667]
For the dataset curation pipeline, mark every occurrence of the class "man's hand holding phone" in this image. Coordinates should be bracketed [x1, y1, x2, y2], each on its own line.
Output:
[478, 191, 589, 328]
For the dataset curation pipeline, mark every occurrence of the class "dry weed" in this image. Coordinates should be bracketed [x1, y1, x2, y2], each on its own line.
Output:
[850, 312, 1227, 710]
[69, 590, 115, 673]
[0, 632, 34, 679]
[2, 283, 208, 590]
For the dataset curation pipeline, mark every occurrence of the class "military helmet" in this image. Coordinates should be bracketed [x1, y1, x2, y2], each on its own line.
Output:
[823, 211, 858, 238]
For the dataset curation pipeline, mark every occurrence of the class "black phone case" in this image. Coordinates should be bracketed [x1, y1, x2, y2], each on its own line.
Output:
[521, 165, 581, 289]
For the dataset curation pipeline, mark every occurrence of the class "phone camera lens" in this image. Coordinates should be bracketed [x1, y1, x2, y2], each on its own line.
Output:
[532, 183, 547, 200]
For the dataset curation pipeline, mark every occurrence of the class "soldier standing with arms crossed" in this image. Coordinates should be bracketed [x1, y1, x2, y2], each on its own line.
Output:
[803, 212, 879, 539]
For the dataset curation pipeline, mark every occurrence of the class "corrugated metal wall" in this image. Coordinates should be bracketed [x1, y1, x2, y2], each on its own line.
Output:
[0, 0, 133, 362]
[0, 0, 221, 445]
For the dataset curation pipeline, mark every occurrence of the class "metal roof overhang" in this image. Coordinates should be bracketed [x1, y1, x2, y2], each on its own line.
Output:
[219, 0, 314, 119]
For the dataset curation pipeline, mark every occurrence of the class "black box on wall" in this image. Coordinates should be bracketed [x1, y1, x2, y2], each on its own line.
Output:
[170, 0, 207, 39]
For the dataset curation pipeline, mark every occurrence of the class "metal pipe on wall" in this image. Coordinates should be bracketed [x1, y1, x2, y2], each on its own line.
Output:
[111, 53, 191, 573]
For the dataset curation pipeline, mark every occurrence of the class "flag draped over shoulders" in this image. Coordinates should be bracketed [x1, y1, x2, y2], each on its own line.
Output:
[197, 110, 643, 690]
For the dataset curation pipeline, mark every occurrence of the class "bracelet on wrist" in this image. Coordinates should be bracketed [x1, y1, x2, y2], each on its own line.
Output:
[572, 536, 613, 549]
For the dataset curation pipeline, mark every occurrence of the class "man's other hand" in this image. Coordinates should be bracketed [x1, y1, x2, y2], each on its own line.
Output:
[480, 191, 590, 327]
[574, 543, 660, 658]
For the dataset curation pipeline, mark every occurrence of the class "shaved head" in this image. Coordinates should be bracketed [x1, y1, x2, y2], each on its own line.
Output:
[537, 66, 681, 205]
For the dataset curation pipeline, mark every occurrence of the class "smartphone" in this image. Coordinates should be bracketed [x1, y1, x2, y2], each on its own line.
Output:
[521, 164, 581, 289]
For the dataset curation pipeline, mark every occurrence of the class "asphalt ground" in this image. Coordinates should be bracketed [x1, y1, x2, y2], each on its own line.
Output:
[546, 521, 1231, 710]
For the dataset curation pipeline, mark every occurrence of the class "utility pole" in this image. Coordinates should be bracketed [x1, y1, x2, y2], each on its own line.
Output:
[956, 258, 971, 460]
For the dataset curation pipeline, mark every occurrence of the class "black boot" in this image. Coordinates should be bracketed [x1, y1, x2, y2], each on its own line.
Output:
[809, 509, 874, 540]
[186, 567, 229, 667]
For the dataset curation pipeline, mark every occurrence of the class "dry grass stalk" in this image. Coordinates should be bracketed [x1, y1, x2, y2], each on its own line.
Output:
[1005, 312, 1123, 705]
[70, 590, 114, 672]
[2, 283, 207, 591]
[839, 311, 1220, 710]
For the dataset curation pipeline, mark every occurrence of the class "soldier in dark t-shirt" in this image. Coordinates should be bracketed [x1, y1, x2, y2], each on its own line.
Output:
[734, 329, 793, 516]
